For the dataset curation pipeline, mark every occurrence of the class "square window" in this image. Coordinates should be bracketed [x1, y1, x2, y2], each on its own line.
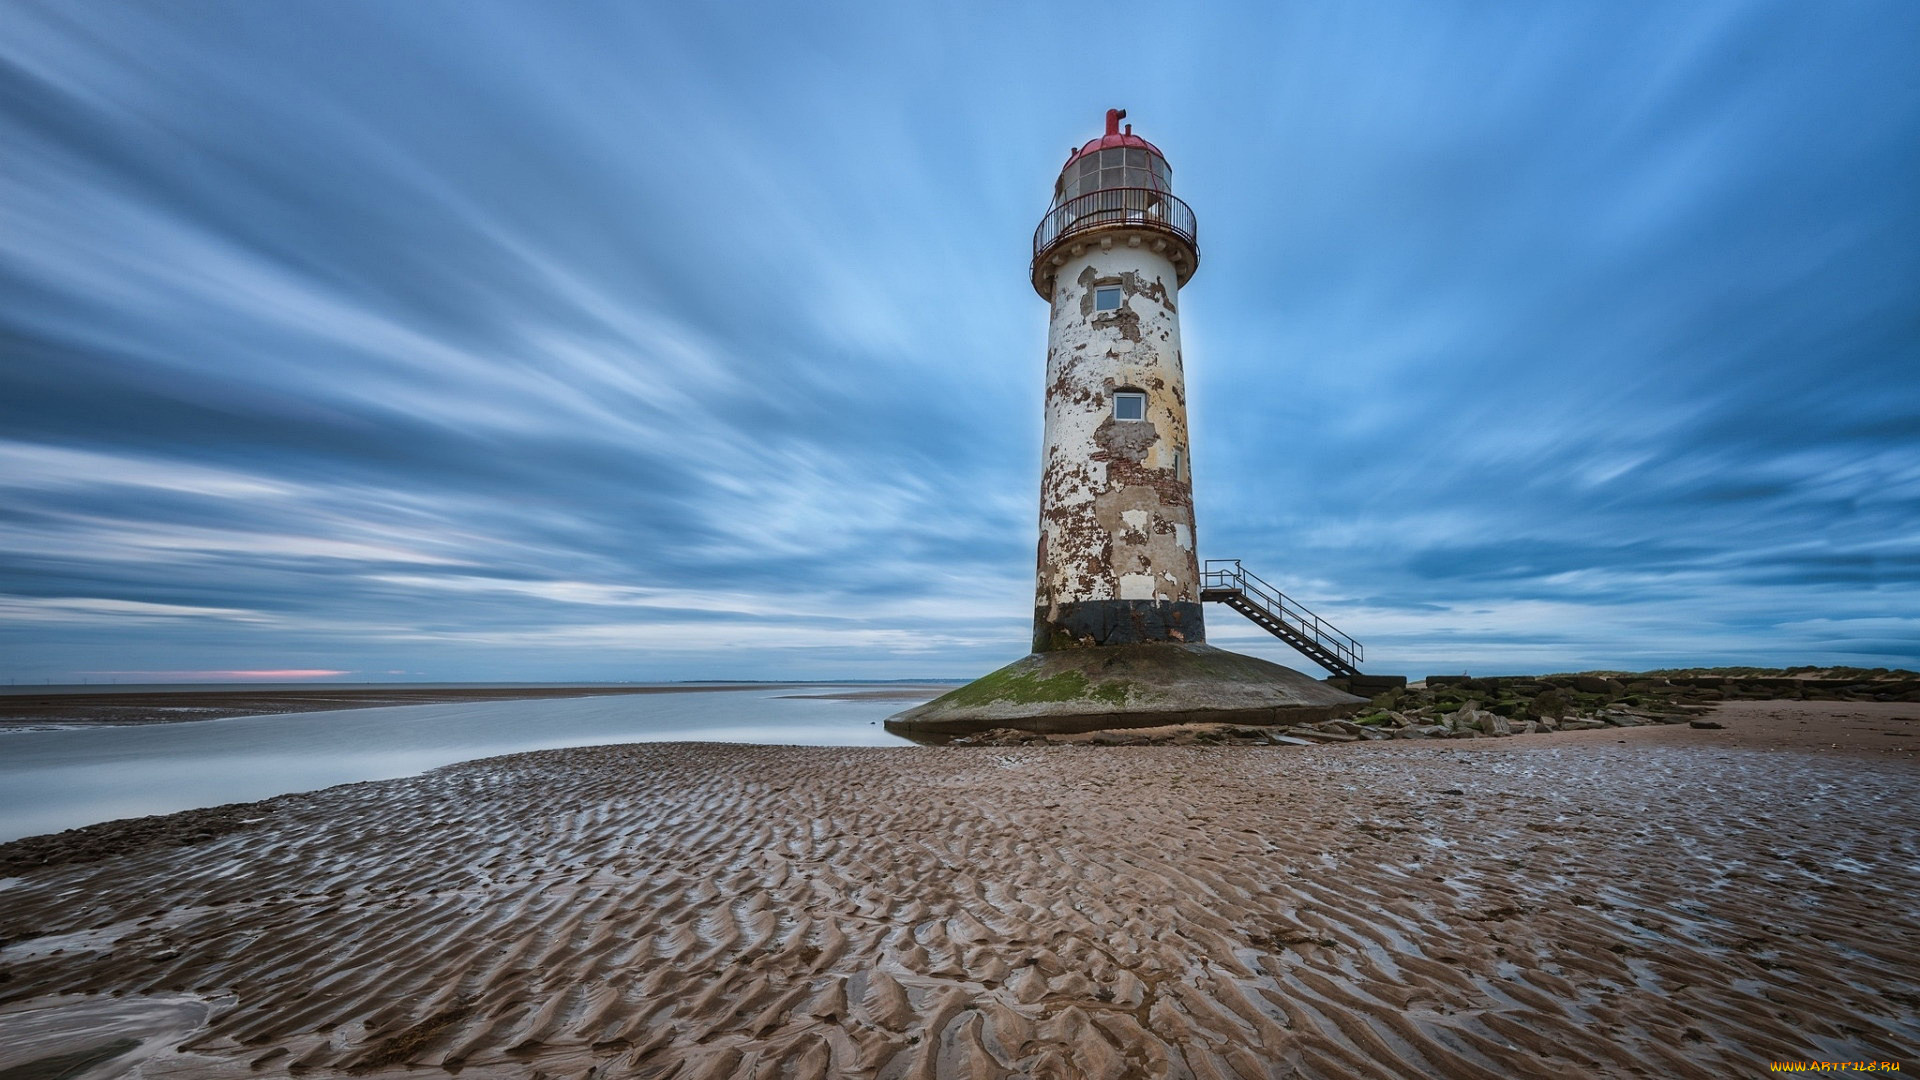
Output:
[1114, 391, 1146, 421]
[1094, 286, 1122, 311]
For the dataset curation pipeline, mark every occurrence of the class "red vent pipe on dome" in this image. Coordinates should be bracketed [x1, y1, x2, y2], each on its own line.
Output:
[1105, 108, 1126, 136]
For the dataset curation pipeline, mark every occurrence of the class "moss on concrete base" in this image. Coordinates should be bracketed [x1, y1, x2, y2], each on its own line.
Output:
[885, 643, 1366, 738]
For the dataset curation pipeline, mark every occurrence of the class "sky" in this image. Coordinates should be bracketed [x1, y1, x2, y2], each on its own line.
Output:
[2, 1, 1917, 683]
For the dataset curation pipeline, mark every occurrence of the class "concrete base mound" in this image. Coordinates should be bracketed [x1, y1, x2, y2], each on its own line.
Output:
[884, 643, 1368, 739]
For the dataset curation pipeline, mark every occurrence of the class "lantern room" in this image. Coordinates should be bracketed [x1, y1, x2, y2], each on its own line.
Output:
[1030, 109, 1199, 299]
[1053, 108, 1174, 203]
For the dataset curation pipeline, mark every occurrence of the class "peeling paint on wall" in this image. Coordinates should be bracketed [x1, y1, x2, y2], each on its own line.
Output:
[1035, 244, 1203, 648]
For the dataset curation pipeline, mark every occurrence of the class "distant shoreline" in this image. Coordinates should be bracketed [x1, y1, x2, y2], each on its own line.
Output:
[0, 682, 958, 729]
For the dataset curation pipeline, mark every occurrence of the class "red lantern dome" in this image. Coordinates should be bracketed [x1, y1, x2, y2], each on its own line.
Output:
[1052, 109, 1173, 205]
[1031, 109, 1198, 298]
[1063, 108, 1167, 169]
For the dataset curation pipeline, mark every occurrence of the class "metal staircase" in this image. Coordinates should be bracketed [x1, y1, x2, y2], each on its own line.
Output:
[1199, 559, 1364, 678]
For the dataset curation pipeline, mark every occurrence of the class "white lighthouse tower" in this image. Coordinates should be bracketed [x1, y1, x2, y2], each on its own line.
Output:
[1031, 108, 1204, 652]
[889, 110, 1366, 738]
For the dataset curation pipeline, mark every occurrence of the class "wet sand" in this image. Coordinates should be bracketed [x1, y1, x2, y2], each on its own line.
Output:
[1462, 698, 1920, 759]
[0, 701, 1914, 1078]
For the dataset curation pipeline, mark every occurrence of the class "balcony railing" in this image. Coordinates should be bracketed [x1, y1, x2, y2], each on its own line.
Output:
[1032, 187, 1197, 263]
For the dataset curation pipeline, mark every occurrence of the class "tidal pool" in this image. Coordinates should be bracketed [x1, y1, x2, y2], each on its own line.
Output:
[0, 688, 918, 842]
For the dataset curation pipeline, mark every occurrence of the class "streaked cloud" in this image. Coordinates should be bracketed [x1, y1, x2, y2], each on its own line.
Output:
[1, 1, 1915, 681]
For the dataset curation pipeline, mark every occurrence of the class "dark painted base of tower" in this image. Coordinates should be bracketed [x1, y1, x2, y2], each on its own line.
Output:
[884, 642, 1368, 739]
[1033, 600, 1204, 652]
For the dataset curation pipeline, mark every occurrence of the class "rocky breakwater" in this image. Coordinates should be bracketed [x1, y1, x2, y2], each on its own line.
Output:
[948, 698, 1684, 748]
[1354, 673, 1710, 741]
[949, 668, 1920, 747]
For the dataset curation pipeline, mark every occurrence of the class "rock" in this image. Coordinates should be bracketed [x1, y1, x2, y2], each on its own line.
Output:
[1689, 720, 1726, 730]
[1395, 725, 1449, 739]
[1528, 689, 1570, 719]
[1320, 719, 1366, 736]
[1266, 734, 1316, 746]
[1453, 705, 1510, 736]
[1572, 676, 1625, 696]
[1286, 726, 1359, 743]
[1559, 719, 1606, 731]
[1520, 720, 1539, 734]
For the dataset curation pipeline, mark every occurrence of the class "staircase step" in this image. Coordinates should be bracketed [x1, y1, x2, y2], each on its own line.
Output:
[1200, 565, 1364, 679]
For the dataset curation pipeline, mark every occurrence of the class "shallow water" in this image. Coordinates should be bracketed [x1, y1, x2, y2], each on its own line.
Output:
[0, 689, 915, 842]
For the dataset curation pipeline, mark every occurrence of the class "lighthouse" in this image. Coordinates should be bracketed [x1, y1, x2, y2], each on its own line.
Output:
[888, 110, 1366, 738]
[1031, 108, 1203, 652]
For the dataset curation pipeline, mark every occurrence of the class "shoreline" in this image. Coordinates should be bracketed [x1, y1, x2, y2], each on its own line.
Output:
[0, 698, 1914, 1077]
[0, 682, 957, 730]
[2, 699, 1911, 869]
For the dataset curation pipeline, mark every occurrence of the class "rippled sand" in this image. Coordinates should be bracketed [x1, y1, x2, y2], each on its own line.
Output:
[0, 702, 1914, 1078]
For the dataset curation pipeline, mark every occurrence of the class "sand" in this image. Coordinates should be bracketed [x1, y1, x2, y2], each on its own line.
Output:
[1462, 698, 1920, 758]
[0, 701, 1914, 1078]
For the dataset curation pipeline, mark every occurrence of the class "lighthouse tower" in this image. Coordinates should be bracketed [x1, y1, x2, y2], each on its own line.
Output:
[887, 111, 1364, 738]
[1031, 108, 1203, 652]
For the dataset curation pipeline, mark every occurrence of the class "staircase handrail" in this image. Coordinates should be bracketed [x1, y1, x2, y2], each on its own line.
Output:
[1200, 559, 1364, 666]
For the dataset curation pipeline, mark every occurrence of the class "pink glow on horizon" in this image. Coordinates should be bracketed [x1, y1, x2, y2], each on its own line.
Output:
[74, 669, 353, 680]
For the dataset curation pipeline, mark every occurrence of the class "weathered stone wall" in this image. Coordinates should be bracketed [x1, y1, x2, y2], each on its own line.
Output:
[1034, 242, 1201, 650]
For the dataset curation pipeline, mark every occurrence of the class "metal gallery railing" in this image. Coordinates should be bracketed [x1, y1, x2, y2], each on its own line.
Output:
[1032, 187, 1197, 262]
[1201, 558, 1364, 670]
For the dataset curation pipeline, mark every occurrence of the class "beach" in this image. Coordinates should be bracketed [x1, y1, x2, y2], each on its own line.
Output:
[0, 699, 1914, 1078]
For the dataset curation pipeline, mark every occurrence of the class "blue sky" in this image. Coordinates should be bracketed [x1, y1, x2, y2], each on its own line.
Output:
[2, 1, 1916, 682]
